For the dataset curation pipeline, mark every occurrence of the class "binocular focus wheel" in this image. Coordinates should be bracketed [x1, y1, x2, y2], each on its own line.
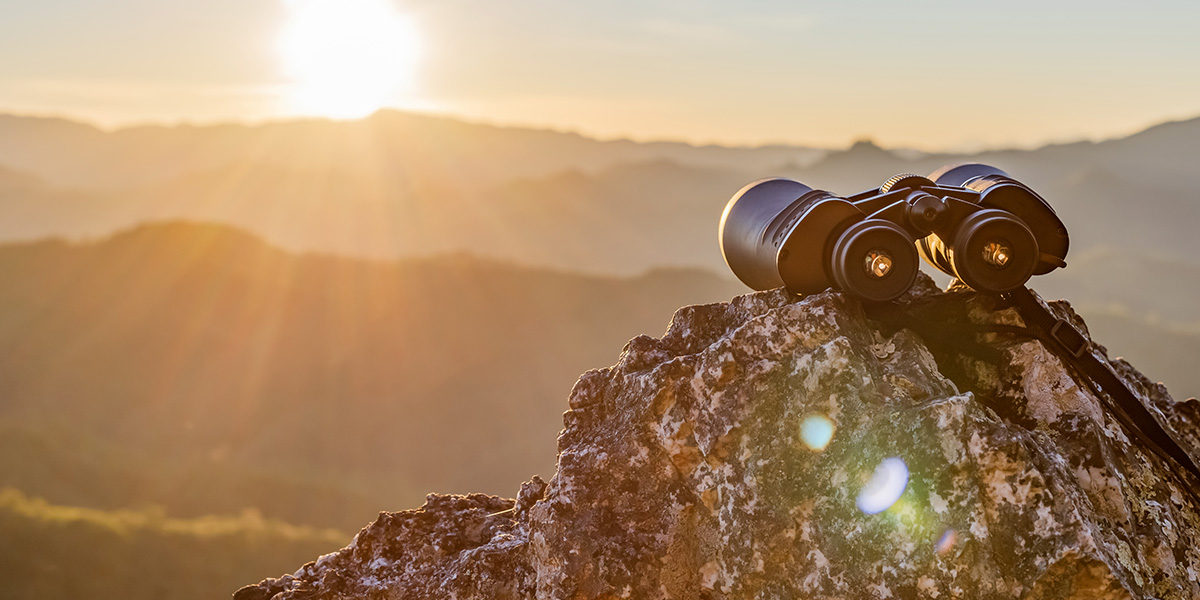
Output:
[949, 209, 1039, 294]
[829, 220, 919, 303]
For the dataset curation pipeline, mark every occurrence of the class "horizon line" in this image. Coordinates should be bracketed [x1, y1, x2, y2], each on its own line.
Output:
[0, 105, 1195, 156]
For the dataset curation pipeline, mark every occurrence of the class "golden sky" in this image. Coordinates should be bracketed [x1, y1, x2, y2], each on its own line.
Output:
[1, 0, 1197, 150]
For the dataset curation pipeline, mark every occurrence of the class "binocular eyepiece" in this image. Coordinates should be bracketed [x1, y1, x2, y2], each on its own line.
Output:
[719, 164, 1069, 301]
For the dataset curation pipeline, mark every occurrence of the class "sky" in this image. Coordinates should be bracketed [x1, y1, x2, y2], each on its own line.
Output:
[0, 0, 1197, 150]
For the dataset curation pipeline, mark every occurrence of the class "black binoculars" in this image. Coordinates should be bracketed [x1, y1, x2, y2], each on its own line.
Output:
[719, 164, 1069, 302]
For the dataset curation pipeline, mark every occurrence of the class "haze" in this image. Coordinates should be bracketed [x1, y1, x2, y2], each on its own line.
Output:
[3, 2, 1200, 597]
[2, 0, 1198, 150]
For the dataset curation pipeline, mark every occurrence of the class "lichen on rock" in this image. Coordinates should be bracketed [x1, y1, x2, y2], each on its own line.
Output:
[237, 275, 1200, 599]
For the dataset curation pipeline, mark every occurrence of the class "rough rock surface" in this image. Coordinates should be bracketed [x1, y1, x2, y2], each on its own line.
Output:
[236, 275, 1200, 599]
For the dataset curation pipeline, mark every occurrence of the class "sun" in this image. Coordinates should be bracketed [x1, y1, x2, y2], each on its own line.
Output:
[279, 0, 420, 119]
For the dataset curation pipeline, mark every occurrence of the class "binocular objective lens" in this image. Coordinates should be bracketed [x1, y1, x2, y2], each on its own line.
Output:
[982, 241, 1011, 268]
[864, 251, 894, 279]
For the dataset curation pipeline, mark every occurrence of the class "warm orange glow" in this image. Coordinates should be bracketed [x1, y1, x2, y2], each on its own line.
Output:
[278, 0, 420, 119]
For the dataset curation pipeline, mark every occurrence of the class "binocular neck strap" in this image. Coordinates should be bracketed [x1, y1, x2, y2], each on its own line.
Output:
[1003, 287, 1200, 490]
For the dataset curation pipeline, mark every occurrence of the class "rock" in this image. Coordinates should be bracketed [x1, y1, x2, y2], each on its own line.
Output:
[239, 275, 1200, 599]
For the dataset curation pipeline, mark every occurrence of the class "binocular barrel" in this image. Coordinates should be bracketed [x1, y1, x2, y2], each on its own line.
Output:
[719, 164, 1068, 301]
[719, 178, 831, 291]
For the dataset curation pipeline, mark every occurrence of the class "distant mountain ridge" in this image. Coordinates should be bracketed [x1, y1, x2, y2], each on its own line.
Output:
[0, 110, 1196, 393]
[0, 110, 825, 190]
[0, 110, 1196, 269]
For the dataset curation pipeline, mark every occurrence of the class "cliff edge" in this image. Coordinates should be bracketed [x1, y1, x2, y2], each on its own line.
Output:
[236, 275, 1200, 599]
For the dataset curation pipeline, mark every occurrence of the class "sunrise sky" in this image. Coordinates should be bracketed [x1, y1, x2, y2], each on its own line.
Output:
[1, 0, 1197, 150]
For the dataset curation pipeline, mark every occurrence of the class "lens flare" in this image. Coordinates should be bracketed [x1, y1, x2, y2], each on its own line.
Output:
[935, 528, 958, 555]
[800, 415, 835, 451]
[856, 457, 909, 514]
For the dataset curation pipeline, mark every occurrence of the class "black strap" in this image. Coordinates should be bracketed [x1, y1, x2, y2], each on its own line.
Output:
[1003, 287, 1200, 489]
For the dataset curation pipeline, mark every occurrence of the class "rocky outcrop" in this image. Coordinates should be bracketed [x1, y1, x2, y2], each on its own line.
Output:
[236, 275, 1200, 599]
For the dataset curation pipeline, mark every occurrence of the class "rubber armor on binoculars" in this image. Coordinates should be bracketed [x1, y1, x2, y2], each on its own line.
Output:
[719, 164, 1069, 302]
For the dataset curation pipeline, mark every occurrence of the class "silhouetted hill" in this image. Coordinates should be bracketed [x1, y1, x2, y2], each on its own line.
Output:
[0, 112, 1195, 273]
[1077, 313, 1200, 399]
[0, 111, 823, 262]
[0, 164, 143, 240]
[1035, 247, 1200, 326]
[0, 164, 45, 191]
[0, 110, 822, 190]
[794, 139, 924, 192]
[0, 222, 745, 529]
[1081, 116, 1200, 186]
[492, 160, 750, 272]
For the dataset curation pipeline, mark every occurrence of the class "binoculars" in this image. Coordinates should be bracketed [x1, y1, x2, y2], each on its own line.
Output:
[719, 164, 1069, 302]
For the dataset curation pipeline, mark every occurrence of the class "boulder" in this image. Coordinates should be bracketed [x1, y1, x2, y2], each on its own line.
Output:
[237, 276, 1200, 599]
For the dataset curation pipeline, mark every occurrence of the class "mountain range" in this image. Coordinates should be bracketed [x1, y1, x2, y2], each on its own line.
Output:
[0, 110, 1196, 535]
[0, 110, 1195, 279]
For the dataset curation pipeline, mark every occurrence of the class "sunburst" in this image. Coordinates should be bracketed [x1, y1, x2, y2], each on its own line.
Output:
[279, 0, 420, 119]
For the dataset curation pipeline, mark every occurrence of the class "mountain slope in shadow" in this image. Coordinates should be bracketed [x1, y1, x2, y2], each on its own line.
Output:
[0, 222, 745, 529]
